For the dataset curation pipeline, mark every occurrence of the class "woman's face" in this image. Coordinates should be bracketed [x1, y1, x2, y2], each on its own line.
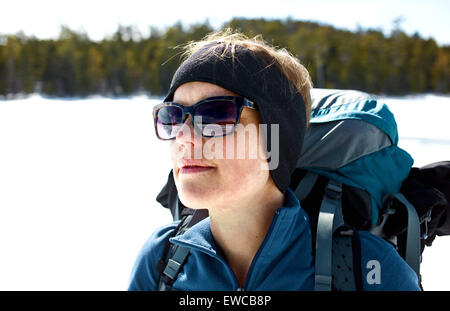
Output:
[170, 81, 277, 211]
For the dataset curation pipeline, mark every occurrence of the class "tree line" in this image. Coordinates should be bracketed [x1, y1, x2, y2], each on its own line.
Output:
[0, 18, 448, 97]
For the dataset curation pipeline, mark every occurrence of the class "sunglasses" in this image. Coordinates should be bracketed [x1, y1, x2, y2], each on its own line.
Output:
[153, 96, 257, 140]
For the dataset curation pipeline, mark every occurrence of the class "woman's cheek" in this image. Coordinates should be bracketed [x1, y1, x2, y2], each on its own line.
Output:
[217, 158, 267, 190]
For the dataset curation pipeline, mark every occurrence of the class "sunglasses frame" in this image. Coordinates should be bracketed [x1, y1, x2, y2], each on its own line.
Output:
[153, 96, 257, 140]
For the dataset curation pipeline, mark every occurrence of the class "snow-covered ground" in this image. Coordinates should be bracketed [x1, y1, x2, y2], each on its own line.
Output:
[0, 93, 448, 290]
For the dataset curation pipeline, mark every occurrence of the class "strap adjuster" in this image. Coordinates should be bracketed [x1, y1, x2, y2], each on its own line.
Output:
[163, 258, 182, 279]
[315, 275, 333, 291]
[325, 182, 342, 200]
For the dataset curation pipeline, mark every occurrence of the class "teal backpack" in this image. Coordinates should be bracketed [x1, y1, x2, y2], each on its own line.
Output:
[292, 88, 416, 290]
[155, 88, 449, 291]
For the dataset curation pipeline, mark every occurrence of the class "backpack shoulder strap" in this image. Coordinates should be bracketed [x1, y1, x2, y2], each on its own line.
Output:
[157, 209, 208, 291]
[383, 193, 422, 281]
[332, 229, 363, 291]
[294, 173, 363, 291]
[314, 179, 344, 290]
[157, 214, 191, 291]
[294, 171, 319, 201]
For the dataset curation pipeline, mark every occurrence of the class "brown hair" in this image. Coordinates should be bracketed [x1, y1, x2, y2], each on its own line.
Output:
[178, 28, 313, 125]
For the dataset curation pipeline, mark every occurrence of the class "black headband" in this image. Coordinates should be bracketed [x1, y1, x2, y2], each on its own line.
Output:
[164, 42, 307, 194]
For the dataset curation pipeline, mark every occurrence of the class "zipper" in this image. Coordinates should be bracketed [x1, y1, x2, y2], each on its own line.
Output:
[242, 209, 281, 290]
[170, 209, 282, 291]
[205, 209, 281, 291]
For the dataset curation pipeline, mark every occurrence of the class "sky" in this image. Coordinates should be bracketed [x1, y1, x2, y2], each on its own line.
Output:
[1, 0, 449, 45]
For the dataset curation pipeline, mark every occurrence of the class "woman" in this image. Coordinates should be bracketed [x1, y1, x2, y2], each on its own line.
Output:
[128, 29, 420, 291]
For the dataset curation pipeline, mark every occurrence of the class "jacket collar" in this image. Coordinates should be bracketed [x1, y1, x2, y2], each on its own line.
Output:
[169, 187, 310, 258]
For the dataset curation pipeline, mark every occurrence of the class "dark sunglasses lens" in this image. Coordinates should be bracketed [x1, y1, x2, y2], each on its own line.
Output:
[156, 106, 183, 139]
[194, 100, 238, 137]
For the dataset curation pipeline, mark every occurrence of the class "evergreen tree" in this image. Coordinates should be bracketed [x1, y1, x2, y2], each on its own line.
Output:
[0, 19, 448, 97]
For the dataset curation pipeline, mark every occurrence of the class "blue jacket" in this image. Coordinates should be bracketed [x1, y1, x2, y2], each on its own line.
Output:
[128, 188, 420, 291]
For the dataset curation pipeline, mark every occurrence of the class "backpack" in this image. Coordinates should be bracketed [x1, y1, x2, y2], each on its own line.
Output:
[154, 88, 450, 291]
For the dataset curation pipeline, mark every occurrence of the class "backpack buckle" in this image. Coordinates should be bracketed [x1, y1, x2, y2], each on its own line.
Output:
[325, 181, 342, 200]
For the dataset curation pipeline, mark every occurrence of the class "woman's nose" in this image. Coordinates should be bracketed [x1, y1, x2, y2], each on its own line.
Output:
[175, 115, 202, 147]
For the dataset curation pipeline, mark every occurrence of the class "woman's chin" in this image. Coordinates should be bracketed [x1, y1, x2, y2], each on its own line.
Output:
[177, 183, 217, 209]
[179, 193, 212, 210]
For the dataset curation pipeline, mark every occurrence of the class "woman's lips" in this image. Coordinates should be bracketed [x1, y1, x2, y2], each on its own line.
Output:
[178, 159, 215, 175]
[179, 166, 215, 174]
